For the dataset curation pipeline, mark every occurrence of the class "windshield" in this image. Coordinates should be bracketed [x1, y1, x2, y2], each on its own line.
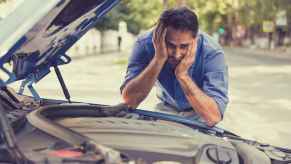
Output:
[1, 0, 291, 150]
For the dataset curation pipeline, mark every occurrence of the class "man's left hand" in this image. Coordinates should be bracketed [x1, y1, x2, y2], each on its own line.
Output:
[175, 40, 197, 78]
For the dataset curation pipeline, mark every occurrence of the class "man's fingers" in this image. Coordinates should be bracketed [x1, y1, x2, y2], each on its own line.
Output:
[189, 40, 196, 57]
[190, 40, 195, 53]
[153, 28, 157, 45]
[153, 25, 160, 44]
[162, 27, 167, 39]
[182, 40, 196, 65]
[157, 24, 166, 42]
[184, 41, 193, 59]
[153, 26, 161, 46]
[154, 25, 160, 40]
[153, 27, 156, 39]
[161, 28, 167, 46]
[153, 23, 167, 51]
[192, 40, 197, 52]
[189, 40, 197, 63]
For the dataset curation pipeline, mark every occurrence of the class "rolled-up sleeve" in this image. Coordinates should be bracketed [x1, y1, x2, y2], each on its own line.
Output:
[202, 50, 229, 118]
[120, 40, 150, 94]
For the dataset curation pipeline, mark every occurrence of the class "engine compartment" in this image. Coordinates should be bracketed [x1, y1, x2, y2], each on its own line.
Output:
[1, 88, 291, 163]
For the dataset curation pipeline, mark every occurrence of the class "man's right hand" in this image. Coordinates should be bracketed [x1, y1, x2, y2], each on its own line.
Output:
[122, 24, 168, 108]
[152, 24, 168, 62]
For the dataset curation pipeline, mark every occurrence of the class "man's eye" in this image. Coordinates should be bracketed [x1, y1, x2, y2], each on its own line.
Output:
[180, 45, 188, 49]
[167, 43, 176, 48]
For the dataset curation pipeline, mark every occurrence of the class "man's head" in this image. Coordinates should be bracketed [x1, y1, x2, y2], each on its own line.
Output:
[157, 7, 199, 66]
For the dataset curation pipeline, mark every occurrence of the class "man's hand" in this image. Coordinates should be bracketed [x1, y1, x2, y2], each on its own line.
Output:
[175, 40, 197, 78]
[152, 24, 168, 62]
[174, 40, 221, 126]
[122, 25, 169, 109]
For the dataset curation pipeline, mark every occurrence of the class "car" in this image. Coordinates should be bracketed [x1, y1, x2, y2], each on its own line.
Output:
[0, 0, 291, 163]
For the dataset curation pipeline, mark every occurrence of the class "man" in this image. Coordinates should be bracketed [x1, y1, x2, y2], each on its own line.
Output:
[120, 7, 228, 126]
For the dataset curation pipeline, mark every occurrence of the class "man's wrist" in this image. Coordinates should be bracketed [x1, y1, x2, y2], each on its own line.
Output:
[176, 72, 190, 81]
[153, 55, 167, 64]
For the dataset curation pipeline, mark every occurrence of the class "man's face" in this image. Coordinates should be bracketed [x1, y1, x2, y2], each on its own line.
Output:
[165, 26, 196, 67]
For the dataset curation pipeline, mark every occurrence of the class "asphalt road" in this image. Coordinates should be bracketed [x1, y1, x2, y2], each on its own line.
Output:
[26, 48, 291, 148]
[219, 48, 291, 148]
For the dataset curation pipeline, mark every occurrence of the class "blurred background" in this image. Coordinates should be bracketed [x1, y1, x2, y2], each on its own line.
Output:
[1, 0, 291, 52]
[95, 0, 291, 51]
[1, 0, 291, 148]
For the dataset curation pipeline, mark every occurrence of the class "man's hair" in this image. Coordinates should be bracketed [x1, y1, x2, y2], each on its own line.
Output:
[158, 7, 199, 37]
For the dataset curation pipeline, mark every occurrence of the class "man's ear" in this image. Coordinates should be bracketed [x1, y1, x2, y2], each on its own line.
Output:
[192, 37, 197, 44]
[190, 38, 198, 54]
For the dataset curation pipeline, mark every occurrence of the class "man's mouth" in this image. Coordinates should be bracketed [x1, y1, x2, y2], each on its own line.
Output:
[168, 58, 179, 67]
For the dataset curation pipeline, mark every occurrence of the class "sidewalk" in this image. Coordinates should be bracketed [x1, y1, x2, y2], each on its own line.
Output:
[225, 46, 291, 60]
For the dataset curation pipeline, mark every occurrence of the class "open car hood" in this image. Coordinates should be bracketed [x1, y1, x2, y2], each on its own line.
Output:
[0, 0, 119, 90]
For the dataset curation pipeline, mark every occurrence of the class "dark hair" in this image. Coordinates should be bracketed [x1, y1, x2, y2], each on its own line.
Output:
[158, 7, 199, 37]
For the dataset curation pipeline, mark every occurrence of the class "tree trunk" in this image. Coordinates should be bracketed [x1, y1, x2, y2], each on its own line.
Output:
[163, 0, 169, 9]
[176, 0, 187, 7]
[100, 30, 105, 54]
[268, 32, 273, 49]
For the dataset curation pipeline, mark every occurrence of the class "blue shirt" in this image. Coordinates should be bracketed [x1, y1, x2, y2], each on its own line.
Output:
[121, 31, 229, 118]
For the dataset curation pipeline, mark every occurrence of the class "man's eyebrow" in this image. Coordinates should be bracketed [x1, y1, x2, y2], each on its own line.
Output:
[180, 43, 189, 47]
[166, 40, 190, 47]
[166, 40, 176, 46]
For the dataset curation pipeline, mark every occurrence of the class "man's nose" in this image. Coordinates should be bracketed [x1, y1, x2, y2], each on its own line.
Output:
[174, 48, 183, 60]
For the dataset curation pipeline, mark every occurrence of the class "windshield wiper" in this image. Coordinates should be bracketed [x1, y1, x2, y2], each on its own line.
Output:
[132, 108, 225, 135]
[0, 102, 30, 163]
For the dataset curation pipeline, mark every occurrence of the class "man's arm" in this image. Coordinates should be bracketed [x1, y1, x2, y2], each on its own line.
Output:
[122, 56, 166, 108]
[122, 25, 168, 108]
[175, 41, 227, 126]
[176, 75, 221, 126]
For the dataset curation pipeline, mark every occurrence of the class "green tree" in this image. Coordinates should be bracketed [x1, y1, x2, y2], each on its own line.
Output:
[95, 0, 163, 34]
[95, 0, 291, 45]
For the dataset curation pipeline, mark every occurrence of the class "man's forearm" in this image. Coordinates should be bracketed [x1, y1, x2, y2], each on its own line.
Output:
[122, 57, 166, 108]
[177, 75, 221, 126]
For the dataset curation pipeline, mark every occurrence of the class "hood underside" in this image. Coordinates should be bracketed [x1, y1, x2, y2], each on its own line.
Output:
[0, 0, 119, 87]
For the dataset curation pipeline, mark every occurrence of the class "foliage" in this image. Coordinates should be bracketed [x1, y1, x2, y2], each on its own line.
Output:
[101, 0, 290, 35]
[184, 0, 270, 32]
[2, 0, 289, 35]
[95, 0, 163, 35]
